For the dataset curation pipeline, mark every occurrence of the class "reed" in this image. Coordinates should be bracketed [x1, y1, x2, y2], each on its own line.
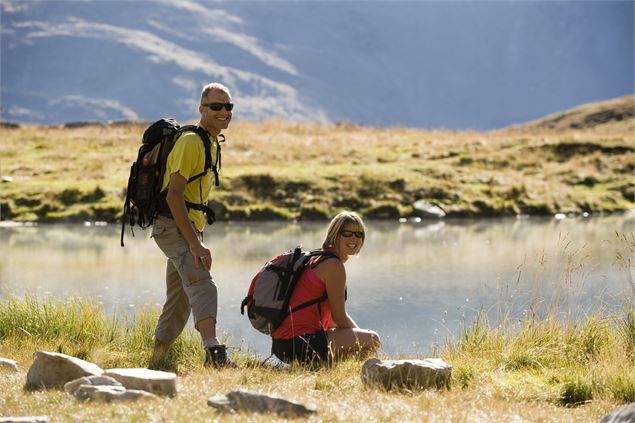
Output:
[443, 232, 635, 408]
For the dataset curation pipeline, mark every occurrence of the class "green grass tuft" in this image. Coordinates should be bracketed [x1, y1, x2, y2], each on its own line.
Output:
[559, 376, 593, 406]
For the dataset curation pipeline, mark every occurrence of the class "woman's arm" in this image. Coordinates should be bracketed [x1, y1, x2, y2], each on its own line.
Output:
[316, 259, 358, 329]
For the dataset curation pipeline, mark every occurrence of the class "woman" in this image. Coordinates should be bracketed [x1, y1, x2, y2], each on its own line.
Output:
[271, 211, 381, 364]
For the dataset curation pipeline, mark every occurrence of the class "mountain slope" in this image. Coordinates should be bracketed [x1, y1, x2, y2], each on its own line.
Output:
[511, 95, 635, 131]
[1, 0, 633, 129]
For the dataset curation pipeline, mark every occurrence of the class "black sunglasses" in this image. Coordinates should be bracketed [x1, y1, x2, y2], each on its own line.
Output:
[340, 230, 364, 239]
[202, 102, 234, 112]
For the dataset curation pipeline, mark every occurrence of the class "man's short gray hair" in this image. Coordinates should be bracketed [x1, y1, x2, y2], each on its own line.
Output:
[200, 83, 231, 104]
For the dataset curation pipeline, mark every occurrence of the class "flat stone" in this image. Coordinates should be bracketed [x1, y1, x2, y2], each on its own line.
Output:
[361, 357, 452, 390]
[73, 384, 126, 401]
[600, 402, 635, 423]
[26, 351, 103, 390]
[0, 418, 48, 423]
[74, 385, 158, 402]
[207, 389, 316, 418]
[64, 375, 122, 395]
[104, 368, 177, 397]
[0, 357, 19, 372]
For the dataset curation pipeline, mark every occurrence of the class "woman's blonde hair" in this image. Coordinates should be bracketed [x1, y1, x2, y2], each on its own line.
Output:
[321, 211, 366, 253]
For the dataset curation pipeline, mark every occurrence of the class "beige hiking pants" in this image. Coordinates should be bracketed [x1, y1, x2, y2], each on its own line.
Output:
[151, 216, 218, 345]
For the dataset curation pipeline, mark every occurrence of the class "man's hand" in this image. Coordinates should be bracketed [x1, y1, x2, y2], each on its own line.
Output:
[191, 243, 212, 270]
[166, 172, 212, 270]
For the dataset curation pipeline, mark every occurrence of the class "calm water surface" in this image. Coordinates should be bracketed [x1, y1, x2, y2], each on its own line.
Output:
[1, 214, 633, 357]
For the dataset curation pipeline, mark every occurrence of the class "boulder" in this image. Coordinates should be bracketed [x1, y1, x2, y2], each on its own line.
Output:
[26, 351, 103, 390]
[0, 418, 48, 423]
[104, 368, 177, 397]
[0, 357, 19, 372]
[361, 358, 452, 390]
[207, 389, 316, 418]
[412, 200, 446, 219]
[64, 375, 122, 396]
[600, 402, 635, 423]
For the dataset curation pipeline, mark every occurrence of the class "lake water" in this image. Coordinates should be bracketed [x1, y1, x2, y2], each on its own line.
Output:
[1, 214, 633, 358]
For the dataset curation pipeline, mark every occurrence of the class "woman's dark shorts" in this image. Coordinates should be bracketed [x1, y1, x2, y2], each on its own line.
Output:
[272, 331, 329, 364]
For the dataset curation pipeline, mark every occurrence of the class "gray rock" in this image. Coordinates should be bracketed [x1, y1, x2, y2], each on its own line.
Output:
[73, 384, 126, 400]
[207, 389, 316, 418]
[206, 395, 235, 414]
[64, 375, 122, 395]
[0, 418, 48, 423]
[361, 357, 452, 390]
[74, 385, 158, 402]
[26, 351, 103, 390]
[0, 357, 19, 372]
[600, 402, 635, 423]
[412, 200, 446, 219]
[104, 368, 177, 397]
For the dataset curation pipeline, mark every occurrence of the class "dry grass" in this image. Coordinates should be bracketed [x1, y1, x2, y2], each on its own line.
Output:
[0, 292, 632, 422]
[0, 347, 625, 422]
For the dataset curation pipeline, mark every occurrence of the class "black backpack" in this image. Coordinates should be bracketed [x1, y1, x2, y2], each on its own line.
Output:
[240, 246, 339, 335]
[120, 118, 221, 246]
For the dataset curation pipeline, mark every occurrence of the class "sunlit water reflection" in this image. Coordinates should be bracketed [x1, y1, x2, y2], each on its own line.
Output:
[1, 214, 633, 358]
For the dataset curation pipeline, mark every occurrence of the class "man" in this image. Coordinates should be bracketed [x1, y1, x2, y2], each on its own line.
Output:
[150, 83, 233, 368]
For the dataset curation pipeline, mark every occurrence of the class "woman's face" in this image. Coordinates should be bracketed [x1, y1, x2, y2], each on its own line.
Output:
[334, 222, 364, 259]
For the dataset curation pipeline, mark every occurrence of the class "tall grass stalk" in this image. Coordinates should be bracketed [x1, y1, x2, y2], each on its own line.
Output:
[444, 308, 633, 404]
[0, 294, 201, 370]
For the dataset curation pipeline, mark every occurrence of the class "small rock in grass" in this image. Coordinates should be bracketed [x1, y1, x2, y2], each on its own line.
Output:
[208, 389, 316, 418]
[0, 357, 19, 372]
[361, 357, 452, 391]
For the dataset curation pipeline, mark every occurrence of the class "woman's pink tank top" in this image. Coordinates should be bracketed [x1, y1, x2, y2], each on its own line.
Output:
[271, 265, 331, 340]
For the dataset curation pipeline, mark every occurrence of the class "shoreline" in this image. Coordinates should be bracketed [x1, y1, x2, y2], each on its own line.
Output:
[1, 209, 633, 228]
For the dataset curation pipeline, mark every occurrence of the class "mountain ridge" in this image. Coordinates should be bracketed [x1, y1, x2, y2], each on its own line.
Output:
[2, 95, 633, 132]
[1, 0, 633, 130]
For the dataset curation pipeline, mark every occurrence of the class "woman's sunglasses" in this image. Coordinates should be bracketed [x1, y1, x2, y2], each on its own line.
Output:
[202, 102, 234, 111]
[340, 230, 364, 239]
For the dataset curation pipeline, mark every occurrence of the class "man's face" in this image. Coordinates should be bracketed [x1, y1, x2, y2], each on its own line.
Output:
[199, 89, 232, 135]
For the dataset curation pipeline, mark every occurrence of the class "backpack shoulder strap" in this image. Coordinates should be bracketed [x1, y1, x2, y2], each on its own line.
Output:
[308, 249, 340, 268]
[177, 125, 220, 186]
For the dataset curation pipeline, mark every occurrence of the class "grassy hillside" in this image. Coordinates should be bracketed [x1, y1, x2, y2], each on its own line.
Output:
[1, 96, 633, 223]
[516, 95, 635, 132]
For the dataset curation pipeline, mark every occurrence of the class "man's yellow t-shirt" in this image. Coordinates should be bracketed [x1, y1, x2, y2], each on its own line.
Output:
[161, 127, 218, 232]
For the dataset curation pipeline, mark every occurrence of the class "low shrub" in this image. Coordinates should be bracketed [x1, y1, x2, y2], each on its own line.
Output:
[363, 202, 402, 219]
[298, 204, 330, 221]
[55, 188, 82, 205]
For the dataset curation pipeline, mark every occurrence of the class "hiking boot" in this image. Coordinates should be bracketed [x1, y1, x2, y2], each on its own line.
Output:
[149, 339, 170, 370]
[204, 344, 235, 368]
